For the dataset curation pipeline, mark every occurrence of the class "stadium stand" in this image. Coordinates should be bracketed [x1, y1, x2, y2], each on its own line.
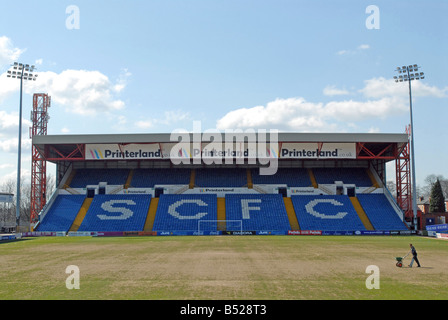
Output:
[130, 168, 191, 187]
[77, 194, 151, 232]
[70, 169, 130, 187]
[312, 168, 373, 186]
[152, 194, 218, 232]
[291, 195, 367, 231]
[38, 195, 86, 232]
[225, 194, 291, 231]
[195, 168, 247, 187]
[357, 194, 408, 231]
[251, 168, 311, 187]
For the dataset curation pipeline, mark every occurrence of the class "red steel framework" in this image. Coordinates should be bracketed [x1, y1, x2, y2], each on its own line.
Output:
[396, 127, 413, 222]
[30, 93, 50, 226]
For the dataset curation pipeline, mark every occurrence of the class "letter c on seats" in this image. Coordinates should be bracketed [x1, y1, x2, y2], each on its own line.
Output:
[168, 199, 209, 220]
[305, 199, 348, 220]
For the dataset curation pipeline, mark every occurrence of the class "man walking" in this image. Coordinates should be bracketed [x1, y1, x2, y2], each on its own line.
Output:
[409, 243, 421, 268]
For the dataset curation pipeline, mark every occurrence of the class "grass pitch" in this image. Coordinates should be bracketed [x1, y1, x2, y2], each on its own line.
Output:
[1, 235, 447, 300]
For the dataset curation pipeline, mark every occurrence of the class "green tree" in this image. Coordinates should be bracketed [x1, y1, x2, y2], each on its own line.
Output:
[429, 179, 446, 213]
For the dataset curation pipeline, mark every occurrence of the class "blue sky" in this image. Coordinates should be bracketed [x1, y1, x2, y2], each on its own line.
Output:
[0, 0, 447, 188]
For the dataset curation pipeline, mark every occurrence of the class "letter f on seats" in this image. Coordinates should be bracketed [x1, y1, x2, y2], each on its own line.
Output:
[241, 199, 261, 219]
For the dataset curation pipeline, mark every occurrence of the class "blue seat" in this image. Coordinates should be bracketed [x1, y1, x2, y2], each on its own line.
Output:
[225, 194, 291, 231]
[291, 195, 366, 231]
[153, 194, 217, 232]
[131, 168, 191, 187]
[251, 168, 311, 187]
[70, 169, 130, 187]
[313, 168, 372, 186]
[78, 194, 151, 232]
[195, 168, 247, 187]
[357, 194, 408, 231]
[38, 195, 86, 232]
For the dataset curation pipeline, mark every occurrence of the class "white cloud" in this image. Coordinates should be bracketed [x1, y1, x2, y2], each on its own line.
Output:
[360, 77, 448, 99]
[23, 69, 126, 115]
[0, 69, 128, 115]
[323, 97, 407, 122]
[135, 120, 154, 129]
[0, 72, 20, 100]
[216, 97, 331, 132]
[0, 110, 32, 146]
[216, 96, 405, 132]
[0, 136, 31, 153]
[337, 44, 370, 55]
[0, 36, 25, 68]
[323, 85, 350, 96]
[0, 111, 27, 134]
[114, 68, 132, 93]
[0, 36, 128, 115]
[216, 76, 448, 132]
[134, 110, 190, 129]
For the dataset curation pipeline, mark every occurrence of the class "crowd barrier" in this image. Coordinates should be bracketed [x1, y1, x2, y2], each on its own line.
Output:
[12, 229, 417, 238]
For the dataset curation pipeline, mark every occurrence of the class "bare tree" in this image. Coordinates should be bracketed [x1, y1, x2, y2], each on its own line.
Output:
[423, 174, 448, 198]
[386, 180, 396, 198]
[0, 174, 56, 230]
[0, 179, 16, 227]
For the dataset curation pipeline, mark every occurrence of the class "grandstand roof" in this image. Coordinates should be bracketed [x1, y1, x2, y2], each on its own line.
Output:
[32, 132, 409, 163]
[33, 132, 408, 145]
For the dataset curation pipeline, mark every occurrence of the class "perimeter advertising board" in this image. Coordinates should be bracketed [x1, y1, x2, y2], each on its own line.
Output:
[280, 143, 356, 159]
[86, 144, 163, 160]
[85, 142, 357, 160]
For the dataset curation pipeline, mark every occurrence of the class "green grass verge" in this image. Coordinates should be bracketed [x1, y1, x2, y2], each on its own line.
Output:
[0, 235, 447, 300]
